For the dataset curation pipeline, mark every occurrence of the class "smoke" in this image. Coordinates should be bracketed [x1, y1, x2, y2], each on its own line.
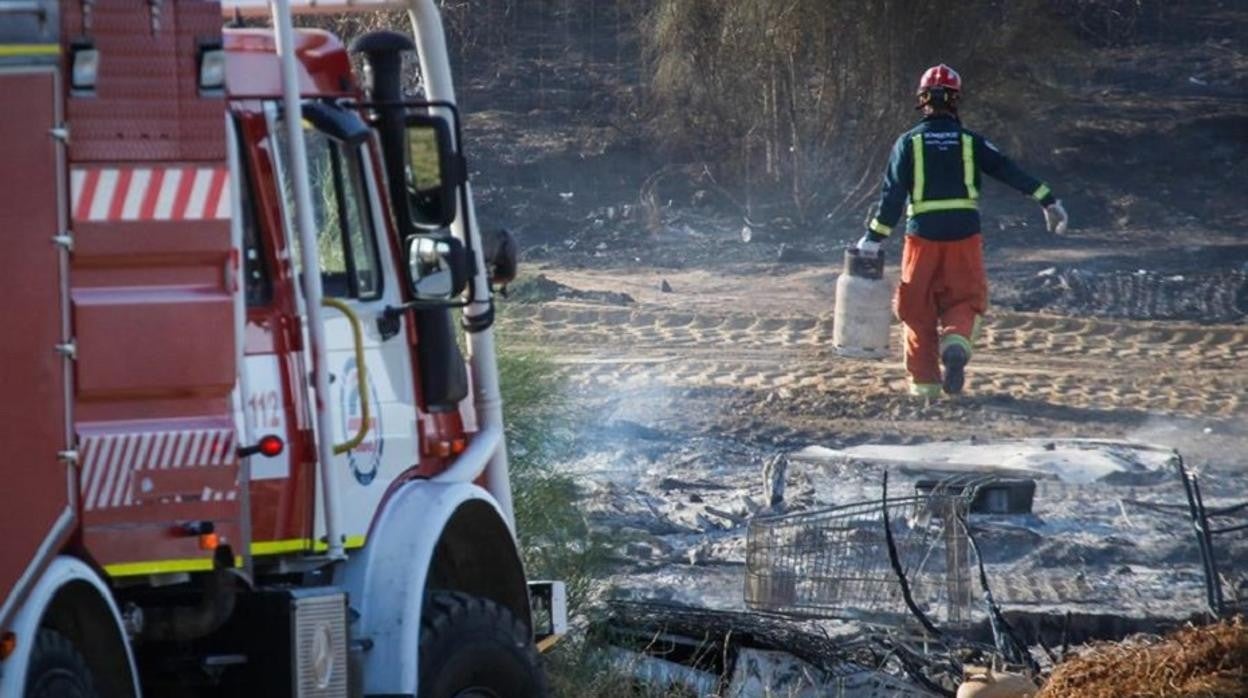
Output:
[1126, 416, 1248, 471]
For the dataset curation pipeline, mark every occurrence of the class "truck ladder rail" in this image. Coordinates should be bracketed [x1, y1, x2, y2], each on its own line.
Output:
[269, 0, 346, 559]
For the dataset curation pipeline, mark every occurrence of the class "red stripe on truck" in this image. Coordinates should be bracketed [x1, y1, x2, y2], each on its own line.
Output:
[170, 167, 196, 221]
[71, 166, 230, 222]
[75, 169, 100, 222]
[107, 168, 133, 221]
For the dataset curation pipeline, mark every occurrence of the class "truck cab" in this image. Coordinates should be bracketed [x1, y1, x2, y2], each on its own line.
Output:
[0, 1, 561, 696]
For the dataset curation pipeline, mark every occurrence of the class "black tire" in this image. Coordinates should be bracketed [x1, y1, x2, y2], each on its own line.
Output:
[24, 628, 99, 698]
[418, 591, 548, 698]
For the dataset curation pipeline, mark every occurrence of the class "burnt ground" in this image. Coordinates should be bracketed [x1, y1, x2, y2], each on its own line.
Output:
[452, 0, 1248, 655]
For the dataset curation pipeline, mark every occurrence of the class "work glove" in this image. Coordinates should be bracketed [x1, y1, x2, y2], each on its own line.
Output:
[856, 232, 883, 256]
[1044, 200, 1069, 235]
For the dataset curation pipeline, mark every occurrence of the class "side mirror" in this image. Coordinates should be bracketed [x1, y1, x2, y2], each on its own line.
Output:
[405, 114, 462, 230]
[406, 235, 468, 300]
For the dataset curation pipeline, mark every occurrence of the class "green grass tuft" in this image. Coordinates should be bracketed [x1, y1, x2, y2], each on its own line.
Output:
[498, 349, 611, 612]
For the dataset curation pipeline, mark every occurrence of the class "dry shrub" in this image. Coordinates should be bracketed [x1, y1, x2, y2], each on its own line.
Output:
[1049, 0, 1169, 47]
[1038, 616, 1248, 698]
[642, 0, 1062, 225]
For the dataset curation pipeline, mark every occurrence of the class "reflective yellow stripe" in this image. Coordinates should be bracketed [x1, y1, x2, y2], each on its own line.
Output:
[909, 132, 981, 217]
[251, 539, 311, 556]
[104, 557, 216, 578]
[961, 134, 978, 200]
[312, 535, 367, 552]
[907, 198, 979, 215]
[1032, 183, 1051, 202]
[869, 219, 892, 237]
[251, 535, 367, 556]
[910, 134, 926, 203]
[940, 333, 974, 358]
[908, 382, 942, 398]
[0, 44, 60, 58]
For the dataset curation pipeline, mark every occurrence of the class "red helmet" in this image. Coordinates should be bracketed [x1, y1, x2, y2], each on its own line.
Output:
[917, 64, 962, 94]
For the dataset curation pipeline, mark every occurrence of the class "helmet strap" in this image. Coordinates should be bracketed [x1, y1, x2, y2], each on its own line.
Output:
[916, 87, 959, 114]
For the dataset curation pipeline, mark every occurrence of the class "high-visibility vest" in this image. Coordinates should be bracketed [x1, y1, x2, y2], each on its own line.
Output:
[907, 133, 979, 216]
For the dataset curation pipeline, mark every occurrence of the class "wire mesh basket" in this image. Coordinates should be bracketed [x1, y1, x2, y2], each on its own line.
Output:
[745, 494, 975, 625]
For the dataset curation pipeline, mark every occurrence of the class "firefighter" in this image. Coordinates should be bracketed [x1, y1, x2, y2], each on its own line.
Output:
[857, 64, 1068, 398]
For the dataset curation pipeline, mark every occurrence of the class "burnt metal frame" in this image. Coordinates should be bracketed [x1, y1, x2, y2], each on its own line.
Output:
[745, 491, 976, 625]
[1174, 451, 1233, 617]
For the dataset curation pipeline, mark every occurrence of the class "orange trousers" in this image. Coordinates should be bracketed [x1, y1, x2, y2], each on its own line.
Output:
[894, 234, 988, 389]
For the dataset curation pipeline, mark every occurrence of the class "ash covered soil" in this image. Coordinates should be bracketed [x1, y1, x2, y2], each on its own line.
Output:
[457, 3, 1248, 632]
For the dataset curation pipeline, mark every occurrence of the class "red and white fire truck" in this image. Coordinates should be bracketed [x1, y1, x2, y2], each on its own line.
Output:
[0, 0, 564, 695]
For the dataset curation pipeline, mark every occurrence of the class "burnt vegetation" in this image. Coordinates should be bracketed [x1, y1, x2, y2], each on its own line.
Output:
[642, 0, 1060, 224]
[302, 0, 1248, 248]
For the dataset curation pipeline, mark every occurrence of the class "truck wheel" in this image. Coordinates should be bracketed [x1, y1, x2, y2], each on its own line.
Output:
[25, 628, 99, 698]
[418, 591, 548, 698]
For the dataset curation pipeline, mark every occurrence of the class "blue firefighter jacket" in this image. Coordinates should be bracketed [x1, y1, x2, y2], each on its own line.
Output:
[868, 114, 1056, 242]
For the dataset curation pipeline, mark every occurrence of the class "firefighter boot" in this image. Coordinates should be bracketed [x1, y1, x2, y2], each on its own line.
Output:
[941, 343, 969, 395]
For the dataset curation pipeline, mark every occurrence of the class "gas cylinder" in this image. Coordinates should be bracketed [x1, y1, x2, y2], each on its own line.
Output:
[956, 667, 1038, 698]
[832, 248, 892, 359]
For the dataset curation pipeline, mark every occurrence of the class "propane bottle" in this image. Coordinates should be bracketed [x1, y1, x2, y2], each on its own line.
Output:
[832, 248, 892, 359]
[956, 667, 1039, 698]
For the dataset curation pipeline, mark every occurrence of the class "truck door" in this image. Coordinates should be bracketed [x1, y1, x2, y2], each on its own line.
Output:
[0, 52, 73, 630]
[269, 107, 421, 550]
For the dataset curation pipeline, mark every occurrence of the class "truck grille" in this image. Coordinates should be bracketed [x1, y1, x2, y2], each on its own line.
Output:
[292, 593, 349, 697]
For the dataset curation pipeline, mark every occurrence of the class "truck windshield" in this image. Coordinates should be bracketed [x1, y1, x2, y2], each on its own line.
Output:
[274, 123, 382, 300]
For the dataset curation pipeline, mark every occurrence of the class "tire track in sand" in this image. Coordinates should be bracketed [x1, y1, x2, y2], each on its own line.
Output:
[499, 302, 1248, 420]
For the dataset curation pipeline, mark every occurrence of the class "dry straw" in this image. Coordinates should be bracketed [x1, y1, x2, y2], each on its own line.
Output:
[1038, 616, 1248, 698]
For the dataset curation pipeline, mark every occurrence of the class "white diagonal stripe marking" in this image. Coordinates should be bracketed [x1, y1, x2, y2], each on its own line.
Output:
[107, 439, 134, 508]
[215, 175, 232, 219]
[89, 169, 118, 222]
[216, 431, 236, 465]
[84, 436, 112, 512]
[116, 433, 152, 507]
[70, 169, 86, 215]
[212, 431, 231, 465]
[95, 435, 127, 510]
[190, 431, 209, 466]
[106, 434, 138, 509]
[187, 168, 213, 219]
[153, 168, 182, 220]
[145, 432, 164, 470]
[122, 169, 151, 220]
[156, 432, 176, 469]
[78, 438, 97, 510]
[195, 430, 217, 466]
[174, 431, 195, 468]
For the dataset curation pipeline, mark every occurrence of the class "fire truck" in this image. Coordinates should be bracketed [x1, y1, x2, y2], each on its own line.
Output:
[0, 0, 564, 695]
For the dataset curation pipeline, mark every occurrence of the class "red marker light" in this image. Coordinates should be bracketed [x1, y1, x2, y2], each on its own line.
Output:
[239, 435, 285, 459]
[258, 435, 284, 458]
